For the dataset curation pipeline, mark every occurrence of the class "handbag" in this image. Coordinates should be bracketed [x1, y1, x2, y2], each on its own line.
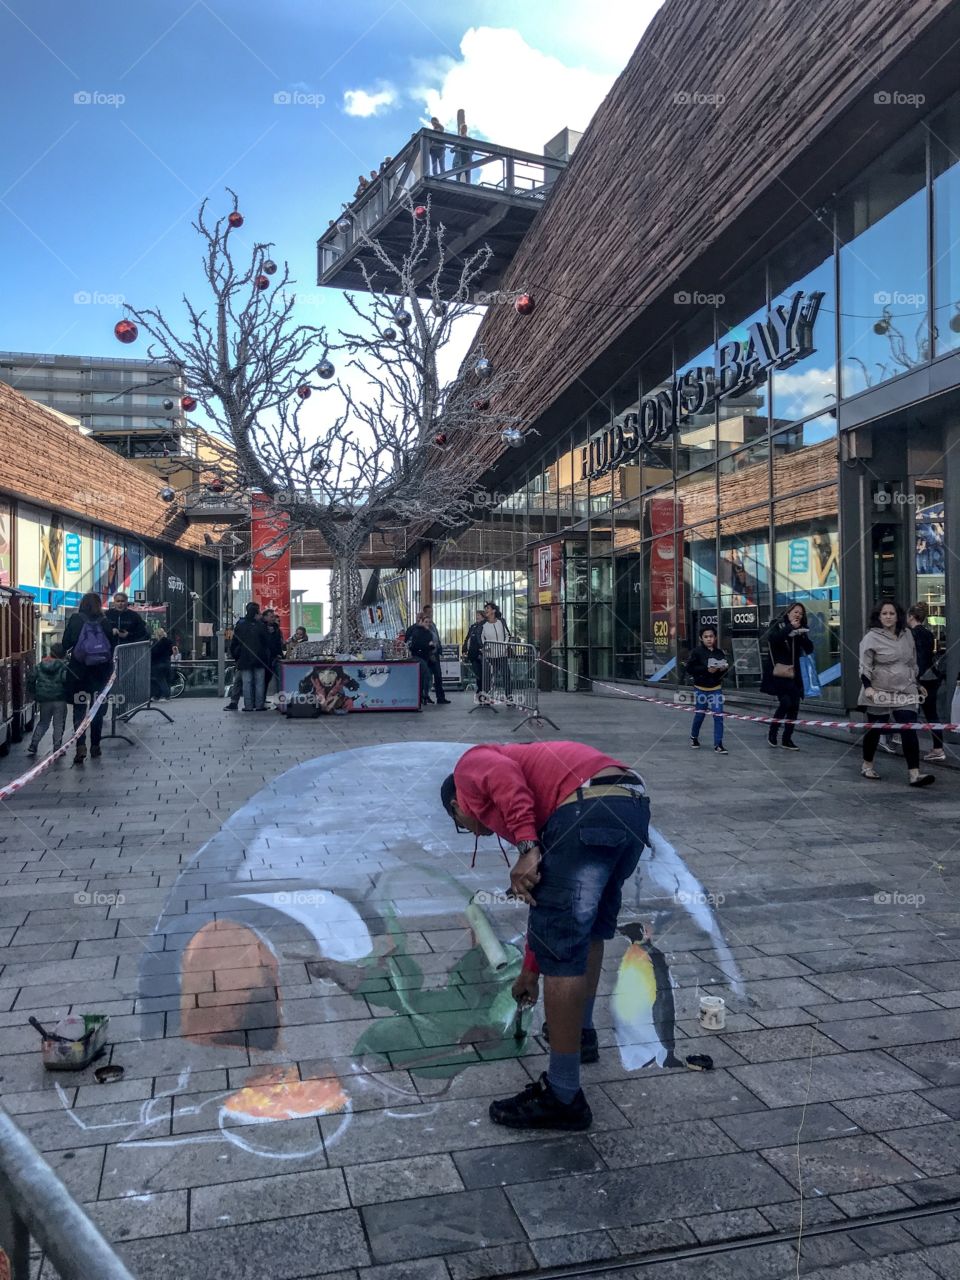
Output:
[772, 662, 795, 679]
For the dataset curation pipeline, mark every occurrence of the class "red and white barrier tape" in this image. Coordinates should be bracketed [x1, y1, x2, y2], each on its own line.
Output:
[0, 671, 117, 802]
[537, 659, 958, 733]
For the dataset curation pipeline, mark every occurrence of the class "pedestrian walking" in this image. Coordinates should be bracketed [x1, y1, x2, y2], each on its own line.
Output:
[63, 592, 116, 764]
[421, 605, 449, 703]
[26, 643, 69, 757]
[761, 601, 814, 750]
[685, 625, 730, 753]
[480, 601, 512, 702]
[262, 609, 287, 705]
[859, 601, 934, 786]
[463, 610, 484, 692]
[428, 116, 446, 174]
[150, 628, 174, 700]
[230, 602, 271, 712]
[907, 602, 946, 763]
[440, 741, 650, 1130]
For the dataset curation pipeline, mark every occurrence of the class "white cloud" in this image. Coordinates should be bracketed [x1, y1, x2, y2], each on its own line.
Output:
[343, 85, 398, 118]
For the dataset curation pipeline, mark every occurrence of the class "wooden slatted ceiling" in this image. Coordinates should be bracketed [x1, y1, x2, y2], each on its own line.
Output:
[0, 380, 207, 552]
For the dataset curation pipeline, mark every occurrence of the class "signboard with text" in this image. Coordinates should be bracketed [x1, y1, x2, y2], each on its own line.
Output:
[279, 660, 421, 713]
[251, 494, 291, 636]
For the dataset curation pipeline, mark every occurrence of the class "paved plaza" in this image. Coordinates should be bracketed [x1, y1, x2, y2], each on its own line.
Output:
[2, 691, 960, 1280]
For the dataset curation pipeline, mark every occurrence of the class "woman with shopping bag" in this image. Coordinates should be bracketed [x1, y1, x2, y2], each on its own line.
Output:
[761, 602, 814, 750]
[859, 601, 934, 787]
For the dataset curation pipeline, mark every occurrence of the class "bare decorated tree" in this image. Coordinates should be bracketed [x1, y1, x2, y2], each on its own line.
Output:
[124, 188, 527, 649]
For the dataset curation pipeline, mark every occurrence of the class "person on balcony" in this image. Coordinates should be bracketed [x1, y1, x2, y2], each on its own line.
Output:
[455, 123, 473, 183]
[429, 117, 446, 174]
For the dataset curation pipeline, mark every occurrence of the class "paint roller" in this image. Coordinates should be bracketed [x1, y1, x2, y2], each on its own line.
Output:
[465, 895, 509, 971]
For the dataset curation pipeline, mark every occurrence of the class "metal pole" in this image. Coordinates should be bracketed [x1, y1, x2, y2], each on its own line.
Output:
[217, 544, 225, 698]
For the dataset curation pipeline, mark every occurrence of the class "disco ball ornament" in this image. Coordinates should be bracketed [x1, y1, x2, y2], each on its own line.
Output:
[310, 451, 328, 472]
[383, 327, 398, 342]
[337, 217, 351, 233]
[514, 294, 535, 316]
[262, 259, 278, 275]
[395, 310, 412, 328]
[414, 205, 427, 221]
[254, 274, 270, 291]
[181, 395, 197, 412]
[432, 300, 448, 317]
[228, 211, 244, 229]
[114, 319, 138, 344]
[434, 432, 448, 447]
[873, 318, 890, 336]
[475, 356, 492, 378]
[162, 398, 174, 411]
[296, 385, 312, 399]
[316, 360, 335, 380]
[501, 426, 524, 448]
[207, 477, 226, 494]
[159, 486, 176, 503]
[472, 397, 490, 411]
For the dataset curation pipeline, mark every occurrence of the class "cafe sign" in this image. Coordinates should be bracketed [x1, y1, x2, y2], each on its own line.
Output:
[582, 289, 824, 480]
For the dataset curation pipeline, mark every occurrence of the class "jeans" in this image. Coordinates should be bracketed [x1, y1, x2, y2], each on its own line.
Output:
[920, 681, 944, 750]
[528, 793, 650, 977]
[470, 656, 483, 692]
[691, 689, 724, 745]
[227, 673, 242, 705]
[151, 663, 171, 699]
[427, 655, 446, 701]
[429, 146, 445, 174]
[417, 658, 432, 702]
[71, 665, 113, 749]
[864, 707, 920, 769]
[769, 690, 801, 744]
[241, 667, 266, 711]
[483, 656, 513, 701]
[30, 701, 67, 752]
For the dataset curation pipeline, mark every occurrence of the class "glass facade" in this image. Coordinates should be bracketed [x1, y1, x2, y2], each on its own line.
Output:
[418, 92, 960, 706]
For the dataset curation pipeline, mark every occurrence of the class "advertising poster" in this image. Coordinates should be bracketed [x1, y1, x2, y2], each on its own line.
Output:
[16, 507, 42, 598]
[39, 512, 63, 595]
[300, 603, 325, 635]
[251, 494, 291, 636]
[648, 497, 685, 641]
[0, 500, 11, 587]
[279, 660, 421, 712]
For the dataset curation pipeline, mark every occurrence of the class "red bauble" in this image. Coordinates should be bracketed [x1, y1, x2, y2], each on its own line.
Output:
[228, 211, 244, 228]
[297, 385, 312, 399]
[472, 398, 490, 411]
[254, 274, 270, 291]
[181, 395, 197, 412]
[114, 319, 138, 344]
[414, 205, 427, 221]
[207, 477, 226, 493]
[434, 432, 448, 446]
[514, 294, 535, 316]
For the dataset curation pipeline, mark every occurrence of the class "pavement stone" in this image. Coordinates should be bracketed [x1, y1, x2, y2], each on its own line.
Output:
[361, 1188, 525, 1264]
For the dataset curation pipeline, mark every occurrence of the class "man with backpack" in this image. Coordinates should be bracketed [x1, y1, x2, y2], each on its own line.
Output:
[62, 592, 117, 764]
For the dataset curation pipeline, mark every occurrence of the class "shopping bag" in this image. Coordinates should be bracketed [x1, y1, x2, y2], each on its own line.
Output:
[799, 652, 822, 698]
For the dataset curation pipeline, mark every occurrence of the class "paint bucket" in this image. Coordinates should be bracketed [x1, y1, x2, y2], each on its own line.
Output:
[698, 994, 726, 1031]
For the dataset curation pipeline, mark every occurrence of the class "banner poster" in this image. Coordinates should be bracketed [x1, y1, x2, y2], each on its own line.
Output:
[647, 497, 685, 641]
[39, 512, 63, 595]
[251, 494, 291, 637]
[0, 499, 12, 587]
[279, 660, 421, 713]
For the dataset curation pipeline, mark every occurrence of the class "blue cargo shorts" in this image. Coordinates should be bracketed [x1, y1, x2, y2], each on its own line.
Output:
[527, 791, 650, 977]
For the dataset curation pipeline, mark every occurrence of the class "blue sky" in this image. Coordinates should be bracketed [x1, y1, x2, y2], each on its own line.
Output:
[0, 0, 663, 361]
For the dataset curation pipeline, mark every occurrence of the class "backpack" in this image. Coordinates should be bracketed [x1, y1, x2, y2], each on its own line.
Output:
[72, 618, 112, 666]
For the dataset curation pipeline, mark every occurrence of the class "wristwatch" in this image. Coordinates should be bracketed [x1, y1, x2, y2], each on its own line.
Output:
[516, 839, 541, 859]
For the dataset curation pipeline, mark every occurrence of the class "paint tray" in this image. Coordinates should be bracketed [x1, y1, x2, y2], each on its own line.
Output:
[32, 1014, 110, 1071]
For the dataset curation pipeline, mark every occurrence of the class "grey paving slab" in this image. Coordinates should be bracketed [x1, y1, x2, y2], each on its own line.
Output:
[82, 1190, 187, 1241]
[345, 1154, 464, 1206]
[818, 1009, 960, 1052]
[788, 1256, 941, 1280]
[761, 1133, 924, 1193]
[358, 1264, 447, 1280]
[882, 1121, 960, 1176]
[589, 1117, 738, 1168]
[714, 1102, 858, 1150]
[717, 1025, 844, 1063]
[191, 1167, 349, 1228]
[453, 1135, 605, 1189]
[529, 1229, 620, 1267]
[889, 1040, 960, 1087]
[599, 1067, 766, 1124]
[728, 1050, 929, 1106]
[833, 1091, 951, 1131]
[362, 1187, 525, 1264]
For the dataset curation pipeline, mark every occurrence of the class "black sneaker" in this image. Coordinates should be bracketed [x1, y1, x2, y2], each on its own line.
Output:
[690, 738, 700, 749]
[224, 703, 239, 711]
[782, 742, 800, 751]
[26, 745, 38, 756]
[541, 1023, 599, 1064]
[489, 1072, 592, 1130]
[767, 739, 779, 748]
[714, 744, 728, 754]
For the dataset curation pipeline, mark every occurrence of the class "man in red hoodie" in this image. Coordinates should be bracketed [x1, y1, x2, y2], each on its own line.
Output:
[440, 741, 649, 1130]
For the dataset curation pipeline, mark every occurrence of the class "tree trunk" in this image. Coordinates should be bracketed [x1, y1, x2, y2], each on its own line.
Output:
[326, 555, 365, 652]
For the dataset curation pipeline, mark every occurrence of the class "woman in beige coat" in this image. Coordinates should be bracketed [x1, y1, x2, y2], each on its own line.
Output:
[859, 601, 934, 786]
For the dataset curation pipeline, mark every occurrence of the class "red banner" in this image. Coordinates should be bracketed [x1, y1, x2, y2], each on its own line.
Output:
[648, 497, 685, 643]
[251, 495, 291, 636]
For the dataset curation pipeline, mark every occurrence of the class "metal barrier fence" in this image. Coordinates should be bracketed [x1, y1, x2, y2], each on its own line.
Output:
[471, 640, 558, 731]
[0, 1105, 138, 1280]
[104, 641, 172, 745]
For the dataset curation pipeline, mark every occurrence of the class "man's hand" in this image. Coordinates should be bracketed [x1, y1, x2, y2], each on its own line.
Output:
[509, 845, 541, 906]
[512, 968, 540, 1009]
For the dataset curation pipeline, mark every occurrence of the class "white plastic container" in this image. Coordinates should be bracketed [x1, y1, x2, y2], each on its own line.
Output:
[698, 994, 726, 1031]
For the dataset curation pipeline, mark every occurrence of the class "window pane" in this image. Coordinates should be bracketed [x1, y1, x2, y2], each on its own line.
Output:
[673, 311, 717, 475]
[772, 414, 837, 498]
[773, 491, 841, 702]
[681, 522, 718, 672]
[839, 132, 928, 396]
[769, 218, 836, 423]
[718, 435, 771, 511]
[932, 97, 960, 355]
[719, 508, 770, 690]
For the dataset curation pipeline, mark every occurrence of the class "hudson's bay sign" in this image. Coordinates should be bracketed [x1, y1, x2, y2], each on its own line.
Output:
[582, 289, 824, 480]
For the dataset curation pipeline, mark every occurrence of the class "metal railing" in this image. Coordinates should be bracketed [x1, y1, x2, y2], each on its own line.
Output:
[471, 639, 559, 731]
[103, 641, 173, 744]
[0, 1105, 138, 1280]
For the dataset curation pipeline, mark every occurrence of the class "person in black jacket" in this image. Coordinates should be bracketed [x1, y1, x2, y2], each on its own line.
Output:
[463, 610, 484, 693]
[105, 592, 148, 645]
[685, 625, 730, 753]
[908, 602, 945, 762]
[262, 609, 287, 706]
[761, 602, 814, 750]
[62, 592, 117, 763]
[230, 602, 270, 711]
[405, 614, 436, 704]
[150, 628, 174, 700]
